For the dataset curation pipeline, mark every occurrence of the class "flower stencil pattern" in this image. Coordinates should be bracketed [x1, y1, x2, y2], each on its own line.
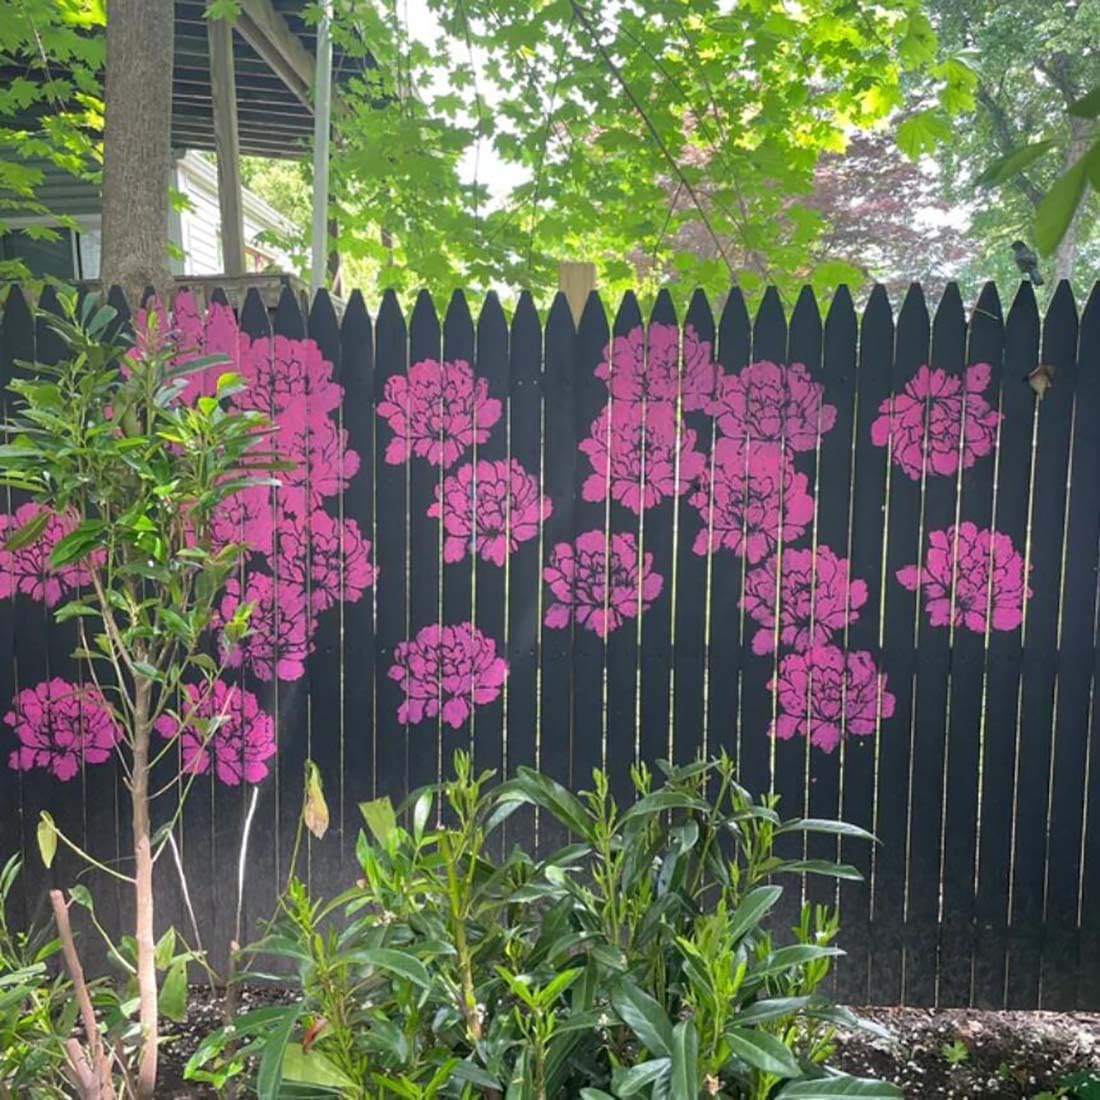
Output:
[870, 363, 1000, 480]
[770, 646, 895, 753]
[5, 679, 119, 781]
[580, 403, 707, 514]
[378, 358, 502, 468]
[430, 458, 550, 566]
[709, 360, 835, 452]
[595, 323, 718, 412]
[217, 573, 311, 682]
[155, 680, 276, 786]
[543, 530, 663, 638]
[689, 440, 815, 562]
[897, 522, 1031, 633]
[0, 503, 95, 606]
[742, 546, 868, 655]
[389, 622, 507, 728]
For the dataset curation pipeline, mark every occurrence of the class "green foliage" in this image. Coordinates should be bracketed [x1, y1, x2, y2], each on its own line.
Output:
[0, 855, 75, 1098]
[940, 1038, 969, 1067]
[189, 753, 898, 1099]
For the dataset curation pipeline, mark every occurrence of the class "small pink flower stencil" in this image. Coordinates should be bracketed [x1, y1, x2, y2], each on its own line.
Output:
[742, 546, 868, 655]
[595, 323, 718, 412]
[389, 622, 507, 728]
[240, 334, 344, 421]
[0, 503, 95, 606]
[155, 680, 276, 786]
[710, 360, 835, 452]
[217, 573, 311, 682]
[897, 522, 1031, 633]
[543, 530, 663, 638]
[279, 417, 361, 504]
[5, 679, 119, 780]
[690, 440, 815, 562]
[430, 459, 550, 566]
[770, 645, 895, 753]
[377, 358, 502, 468]
[870, 363, 1001, 480]
[579, 402, 707, 514]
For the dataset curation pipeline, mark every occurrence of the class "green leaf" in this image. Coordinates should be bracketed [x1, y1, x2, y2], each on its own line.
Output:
[37, 812, 57, 869]
[256, 1006, 300, 1100]
[775, 859, 863, 881]
[155, 926, 177, 970]
[736, 996, 811, 1024]
[48, 522, 105, 567]
[1036, 157, 1089, 257]
[579, 1091, 617, 1100]
[776, 1076, 904, 1098]
[974, 140, 1056, 188]
[160, 957, 188, 1022]
[896, 109, 951, 159]
[612, 1058, 671, 1095]
[670, 1019, 699, 1098]
[359, 797, 397, 846]
[1070, 85, 1100, 118]
[357, 947, 432, 991]
[610, 979, 673, 1057]
[727, 1027, 803, 1078]
[619, 790, 709, 822]
[776, 818, 875, 842]
[4, 508, 50, 551]
[281, 1043, 356, 1090]
[728, 884, 782, 943]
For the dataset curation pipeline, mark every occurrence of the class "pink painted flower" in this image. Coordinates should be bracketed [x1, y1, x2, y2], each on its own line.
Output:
[155, 679, 276, 785]
[241, 334, 343, 420]
[216, 572, 311, 682]
[277, 417, 360, 503]
[429, 459, 550, 566]
[278, 511, 377, 613]
[770, 646, 895, 754]
[0, 503, 95, 606]
[690, 440, 815, 562]
[543, 530, 663, 638]
[870, 363, 1000, 480]
[389, 622, 507, 728]
[742, 546, 868, 655]
[5, 678, 119, 781]
[580, 403, 707, 514]
[595, 323, 717, 411]
[378, 358, 502, 468]
[709, 360, 835, 452]
[209, 484, 277, 557]
[897, 522, 1031, 633]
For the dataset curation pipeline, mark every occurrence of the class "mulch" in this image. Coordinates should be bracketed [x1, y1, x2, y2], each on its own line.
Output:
[154, 988, 1100, 1098]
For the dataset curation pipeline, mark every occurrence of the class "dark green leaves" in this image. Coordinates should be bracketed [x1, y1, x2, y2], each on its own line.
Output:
[3, 508, 49, 551]
[610, 979, 673, 1057]
[974, 140, 1056, 187]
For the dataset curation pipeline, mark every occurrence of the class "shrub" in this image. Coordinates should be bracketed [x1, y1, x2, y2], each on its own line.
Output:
[190, 753, 899, 1099]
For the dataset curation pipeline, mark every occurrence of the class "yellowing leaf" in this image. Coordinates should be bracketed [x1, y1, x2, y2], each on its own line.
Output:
[303, 761, 329, 840]
[37, 813, 57, 869]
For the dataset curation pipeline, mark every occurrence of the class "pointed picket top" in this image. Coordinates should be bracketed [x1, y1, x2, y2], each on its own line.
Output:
[934, 282, 966, 335]
[477, 290, 508, 344]
[512, 290, 539, 338]
[1041, 280, 1079, 381]
[790, 285, 821, 341]
[239, 286, 270, 336]
[376, 287, 406, 344]
[545, 291, 574, 340]
[753, 284, 786, 362]
[1079, 281, 1100, 350]
[684, 287, 715, 342]
[274, 282, 305, 339]
[309, 287, 340, 336]
[718, 287, 751, 370]
[789, 285, 822, 374]
[649, 287, 677, 327]
[1043, 279, 1078, 330]
[445, 287, 474, 334]
[896, 281, 930, 334]
[34, 285, 67, 366]
[972, 281, 1003, 327]
[824, 284, 857, 346]
[410, 287, 440, 337]
[612, 290, 642, 336]
[1006, 277, 1041, 330]
[340, 289, 371, 343]
[209, 286, 231, 309]
[337, 290, 372, 396]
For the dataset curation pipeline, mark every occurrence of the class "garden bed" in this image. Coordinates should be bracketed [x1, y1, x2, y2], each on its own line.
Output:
[156, 988, 1100, 1098]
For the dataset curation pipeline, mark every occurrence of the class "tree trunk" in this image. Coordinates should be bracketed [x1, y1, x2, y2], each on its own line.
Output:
[131, 681, 159, 1100]
[100, 0, 175, 302]
[1053, 117, 1092, 286]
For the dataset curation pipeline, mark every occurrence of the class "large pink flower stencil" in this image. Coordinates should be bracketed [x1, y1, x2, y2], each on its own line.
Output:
[580, 402, 707, 514]
[897, 522, 1031, 633]
[709, 360, 835, 452]
[6, 679, 120, 780]
[0, 503, 95, 606]
[543, 530, 663, 638]
[240, 334, 344, 420]
[217, 573, 311, 682]
[770, 646, 895, 753]
[378, 358, 502, 468]
[870, 363, 1000, 480]
[389, 622, 507, 728]
[278, 512, 378, 613]
[742, 546, 868, 655]
[155, 680, 276, 786]
[595, 323, 718, 411]
[430, 459, 550, 566]
[690, 440, 815, 562]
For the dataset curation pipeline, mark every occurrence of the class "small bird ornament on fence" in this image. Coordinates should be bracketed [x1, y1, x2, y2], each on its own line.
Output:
[1012, 240, 1045, 286]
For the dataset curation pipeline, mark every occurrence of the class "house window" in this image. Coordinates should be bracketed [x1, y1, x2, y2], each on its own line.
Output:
[0, 229, 75, 279]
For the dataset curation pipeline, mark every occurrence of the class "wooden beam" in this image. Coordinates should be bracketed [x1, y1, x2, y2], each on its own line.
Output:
[207, 7, 246, 275]
[236, 0, 315, 110]
[558, 261, 597, 326]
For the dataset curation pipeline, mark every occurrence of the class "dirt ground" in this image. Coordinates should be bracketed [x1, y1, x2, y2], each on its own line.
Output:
[156, 990, 1100, 1098]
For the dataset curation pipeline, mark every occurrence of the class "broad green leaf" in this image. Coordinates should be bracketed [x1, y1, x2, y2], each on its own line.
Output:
[670, 1019, 699, 1098]
[896, 109, 951, 159]
[1070, 85, 1100, 118]
[974, 141, 1055, 188]
[160, 958, 188, 1022]
[776, 818, 875, 842]
[37, 812, 57, 869]
[281, 1043, 356, 1090]
[727, 1027, 802, 1078]
[728, 884, 782, 943]
[359, 797, 397, 845]
[610, 979, 673, 1057]
[619, 790, 709, 822]
[4, 508, 49, 551]
[256, 1006, 300, 1100]
[775, 859, 863, 881]
[1036, 157, 1088, 256]
[736, 996, 811, 1024]
[154, 926, 177, 970]
[612, 1058, 671, 1095]
[776, 1076, 904, 1098]
[413, 788, 433, 839]
[356, 947, 431, 991]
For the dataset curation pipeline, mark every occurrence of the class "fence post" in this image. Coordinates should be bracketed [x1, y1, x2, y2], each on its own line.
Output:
[558, 262, 596, 327]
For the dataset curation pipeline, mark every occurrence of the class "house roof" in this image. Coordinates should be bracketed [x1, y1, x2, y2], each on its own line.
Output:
[173, 0, 372, 159]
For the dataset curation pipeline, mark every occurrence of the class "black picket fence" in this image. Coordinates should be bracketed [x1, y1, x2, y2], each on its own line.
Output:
[0, 277, 1098, 1012]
